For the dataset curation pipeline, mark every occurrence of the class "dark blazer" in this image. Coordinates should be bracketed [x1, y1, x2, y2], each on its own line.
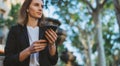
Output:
[3, 24, 58, 66]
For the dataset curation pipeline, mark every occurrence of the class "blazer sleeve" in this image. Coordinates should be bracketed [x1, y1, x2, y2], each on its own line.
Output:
[4, 26, 21, 66]
[47, 45, 58, 65]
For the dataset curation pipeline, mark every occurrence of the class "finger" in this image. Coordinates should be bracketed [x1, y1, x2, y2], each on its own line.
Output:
[49, 29, 57, 37]
[34, 46, 41, 50]
[33, 46, 45, 52]
[48, 29, 58, 40]
[38, 40, 47, 42]
[45, 35, 54, 44]
[47, 29, 57, 38]
[38, 43, 47, 47]
[35, 46, 46, 52]
[40, 46, 46, 49]
[35, 45, 46, 50]
[45, 33, 57, 43]
[45, 31, 54, 41]
[45, 30, 56, 41]
[39, 48, 45, 51]
[34, 40, 47, 43]
[33, 43, 47, 47]
[29, 45, 42, 53]
[34, 48, 42, 52]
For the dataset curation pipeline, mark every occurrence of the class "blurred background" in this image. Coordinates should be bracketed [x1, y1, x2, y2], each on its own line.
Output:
[0, 0, 120, 66]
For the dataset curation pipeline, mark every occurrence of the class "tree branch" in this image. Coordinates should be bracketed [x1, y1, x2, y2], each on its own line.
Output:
[96, 0, 99, 6]
[77, 25, 88, 49]
[113, 0, 120, 13]
[83, 0, 94, 11]
[100, 0, 107, 8]
[86, 7, 92, 15]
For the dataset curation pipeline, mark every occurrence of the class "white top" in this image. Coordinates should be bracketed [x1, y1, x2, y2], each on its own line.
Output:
[27, 26, 40, 66]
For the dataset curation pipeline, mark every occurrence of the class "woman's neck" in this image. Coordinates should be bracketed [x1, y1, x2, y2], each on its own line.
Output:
[27, 16, 38, 28]
[66, 61, 72, 66]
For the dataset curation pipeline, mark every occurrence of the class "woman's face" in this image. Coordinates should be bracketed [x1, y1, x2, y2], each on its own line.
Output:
[28, 0, 43, 19]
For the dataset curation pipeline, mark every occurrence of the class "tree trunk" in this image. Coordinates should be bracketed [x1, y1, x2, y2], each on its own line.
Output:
[87, 35, 94, 66]
[113, 0, 120, 34]
[113, 1, 120, 65]
[77, 26, 93, 66]
[93, 11, 106, 66]
[78, 34, 88, 66]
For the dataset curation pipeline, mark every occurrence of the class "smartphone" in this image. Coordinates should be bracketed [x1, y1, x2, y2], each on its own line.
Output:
[41, 25, 58, 39]
[45, 25, 58, 31]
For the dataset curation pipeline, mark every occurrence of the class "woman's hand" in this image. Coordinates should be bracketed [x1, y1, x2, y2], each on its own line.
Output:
[28, 40, 47, 54]
[45, 29, 57, 56]
[19, 40, 47, 61]
[45, 29, 58, 46]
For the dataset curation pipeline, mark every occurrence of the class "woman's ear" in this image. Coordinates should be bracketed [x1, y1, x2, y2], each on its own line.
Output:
[26, 9, 29, 12]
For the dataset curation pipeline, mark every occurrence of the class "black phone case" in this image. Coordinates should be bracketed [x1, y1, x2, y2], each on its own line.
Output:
[41, 25, 58, 40]
[45, 25, 58, 31]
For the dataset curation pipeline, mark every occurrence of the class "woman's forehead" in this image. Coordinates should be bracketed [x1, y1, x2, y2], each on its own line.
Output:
[31, 0, 43, 4]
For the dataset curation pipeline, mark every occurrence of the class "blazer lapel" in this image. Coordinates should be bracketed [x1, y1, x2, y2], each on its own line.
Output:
[39, 27, 44, 40]
[21, 26, 43, 47]
[23, 25, 30, 47]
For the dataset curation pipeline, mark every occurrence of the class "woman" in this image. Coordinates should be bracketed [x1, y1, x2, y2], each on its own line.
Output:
[4, 0, 58, 66]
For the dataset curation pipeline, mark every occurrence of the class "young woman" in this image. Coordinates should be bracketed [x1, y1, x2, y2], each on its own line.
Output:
[4, 0, 58, 66]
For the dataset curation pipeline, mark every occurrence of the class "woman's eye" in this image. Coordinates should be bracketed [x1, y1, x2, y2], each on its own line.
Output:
[34, 3, 39, 6]
[34, 3, 44, 8]
[41, 5, 44, 8]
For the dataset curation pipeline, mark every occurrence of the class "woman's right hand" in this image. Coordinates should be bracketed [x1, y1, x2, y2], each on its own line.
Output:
[28, 40, 47, 54]
[19, 40, 47, 61]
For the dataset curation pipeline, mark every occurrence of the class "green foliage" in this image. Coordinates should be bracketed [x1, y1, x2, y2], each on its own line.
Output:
[114, 36, 120, 43]
[0, 4, 20, 28]
[49, 0, 118, 65]
[6, 4, 20, 27]
[104, 0, 114, 9]
[72, 34, 84, 50]
[103, 22, 115, 55]
[0, 18, 5, 27]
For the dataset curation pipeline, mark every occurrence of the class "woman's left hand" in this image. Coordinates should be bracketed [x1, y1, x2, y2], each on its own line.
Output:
[45, 29, 57, 45]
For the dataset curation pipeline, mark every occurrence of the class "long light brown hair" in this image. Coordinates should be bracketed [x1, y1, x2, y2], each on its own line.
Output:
[17, 0, 45, 27]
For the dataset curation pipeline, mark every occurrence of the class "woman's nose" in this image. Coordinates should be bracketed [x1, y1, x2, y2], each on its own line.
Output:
[39, 6, 43, 11]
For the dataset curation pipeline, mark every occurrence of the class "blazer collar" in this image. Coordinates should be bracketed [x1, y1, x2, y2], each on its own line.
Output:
[39, 26, 45, 40]
[23, 25, 30, 47]
[22, 25, 44, 47]
[20, 25, 46, 60]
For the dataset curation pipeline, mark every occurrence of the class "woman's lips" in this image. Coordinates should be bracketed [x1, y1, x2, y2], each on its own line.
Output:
[37, 12, 42, 15]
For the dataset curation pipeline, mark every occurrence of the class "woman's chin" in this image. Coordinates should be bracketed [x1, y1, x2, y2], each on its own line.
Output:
[35, 16, 42, 19]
